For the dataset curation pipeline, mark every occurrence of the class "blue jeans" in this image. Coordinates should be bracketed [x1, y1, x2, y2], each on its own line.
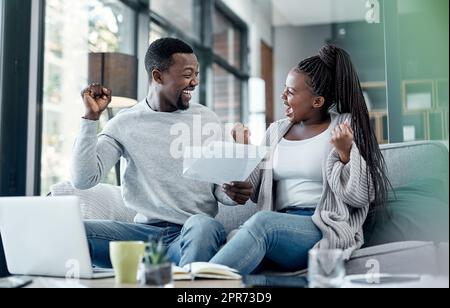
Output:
[210, 209, 322, 275]
[84, 214, 227, 268]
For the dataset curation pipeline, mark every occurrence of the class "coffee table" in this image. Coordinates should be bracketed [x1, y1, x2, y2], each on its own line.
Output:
[26, 276, 243, 288]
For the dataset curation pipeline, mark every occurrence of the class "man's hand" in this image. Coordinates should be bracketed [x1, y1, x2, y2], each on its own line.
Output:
[330, 119, 354, 164]
[231, 123, 251, 144]
[222, 181, 253, 205]
[80, 83, 112, 121]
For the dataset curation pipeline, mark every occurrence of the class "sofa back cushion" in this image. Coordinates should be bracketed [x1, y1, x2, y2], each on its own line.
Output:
[51, 181, 136, 223]
[380, 141, 449, 189]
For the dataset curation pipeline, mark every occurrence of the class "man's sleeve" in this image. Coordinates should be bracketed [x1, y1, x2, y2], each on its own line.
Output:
[214, 185, 238, 206]
[70, 119, 123, 190]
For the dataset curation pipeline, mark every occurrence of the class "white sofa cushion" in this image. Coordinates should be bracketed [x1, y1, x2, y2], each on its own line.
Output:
[50, 181, 136, 223]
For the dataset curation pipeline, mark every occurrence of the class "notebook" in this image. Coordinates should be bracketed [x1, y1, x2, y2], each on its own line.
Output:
[173, 262, 241, 280]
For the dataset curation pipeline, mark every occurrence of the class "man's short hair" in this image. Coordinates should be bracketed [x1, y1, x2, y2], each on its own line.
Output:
[145, 38, 194, 74]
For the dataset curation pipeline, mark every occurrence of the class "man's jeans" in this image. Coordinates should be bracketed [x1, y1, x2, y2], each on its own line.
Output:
[84, 214, 227, 268]
[210, 209, 322, 275]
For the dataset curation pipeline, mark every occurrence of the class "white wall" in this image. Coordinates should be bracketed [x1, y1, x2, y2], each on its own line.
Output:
[221, 0, 273, 78]
[273, 24, 332, 120]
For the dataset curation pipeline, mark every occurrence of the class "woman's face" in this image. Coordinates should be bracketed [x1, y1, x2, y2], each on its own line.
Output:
[281, 68, 320, 123]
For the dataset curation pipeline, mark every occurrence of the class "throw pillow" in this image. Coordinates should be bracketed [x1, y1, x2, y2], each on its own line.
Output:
[363, 178, 449, 247]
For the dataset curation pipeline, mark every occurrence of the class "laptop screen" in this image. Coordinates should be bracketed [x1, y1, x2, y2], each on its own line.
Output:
[0, 233, 9, 277]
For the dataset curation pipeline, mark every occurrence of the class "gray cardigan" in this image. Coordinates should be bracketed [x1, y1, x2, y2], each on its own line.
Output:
[248, 113, 375, 259]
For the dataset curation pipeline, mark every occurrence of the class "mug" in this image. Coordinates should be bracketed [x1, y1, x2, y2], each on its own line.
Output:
[110, 241, 146, 284]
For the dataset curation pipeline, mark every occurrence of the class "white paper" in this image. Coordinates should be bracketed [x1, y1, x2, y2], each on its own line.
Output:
[183, 142, 269, 185]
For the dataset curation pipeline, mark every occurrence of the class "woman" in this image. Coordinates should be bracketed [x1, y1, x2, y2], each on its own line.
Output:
[210, 44, 391, 275]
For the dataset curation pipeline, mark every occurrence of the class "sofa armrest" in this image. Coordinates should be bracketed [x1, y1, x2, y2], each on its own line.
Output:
[346, 241, 440, 275]
[50, 181, 136, 223]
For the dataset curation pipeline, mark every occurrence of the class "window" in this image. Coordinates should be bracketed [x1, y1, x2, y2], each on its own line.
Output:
[149, 22, 169, 43]
[38, 0, 250, 195]
[212, 4, 248, 124]
[248, 77, 266, 145]
[396, 0, 449, 142]
[41, 0, 136, 195]
[324, 0, 449, 143]
[213, 64, 242, 123]
[149, 0, 201, 42]
[330, 17, 388, 144]
[213, 8, 242, 70]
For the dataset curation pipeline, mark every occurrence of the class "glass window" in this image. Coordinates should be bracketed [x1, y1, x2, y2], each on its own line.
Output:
[150, 0, 201, 41]
[213, 8, 242, 70]
[396, 0, 449, 142]
[41, 0, 136, 195]
[213, 64, 241, 124]
[248, 113, 266, 145]
[149, 22, 169, 43]
[330, 12, 388, 144]
[88, 0, 135, 54]
[211, 5, 247, 126]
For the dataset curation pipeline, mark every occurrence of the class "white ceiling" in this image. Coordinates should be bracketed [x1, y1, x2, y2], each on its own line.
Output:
[272, 0, 369, 26]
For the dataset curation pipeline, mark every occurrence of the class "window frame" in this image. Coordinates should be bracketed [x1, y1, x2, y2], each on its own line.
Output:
[149, 0, 203, 45]
[0, 0, 33, 196]
[36, 0, 141, 195]
[212, 0, 249, 123]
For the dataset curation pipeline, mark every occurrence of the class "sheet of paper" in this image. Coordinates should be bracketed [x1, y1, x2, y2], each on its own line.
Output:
[183, 142, 269, 185]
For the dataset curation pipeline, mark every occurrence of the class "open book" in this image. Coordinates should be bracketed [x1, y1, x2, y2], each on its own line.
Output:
[172, 262, 241, 280]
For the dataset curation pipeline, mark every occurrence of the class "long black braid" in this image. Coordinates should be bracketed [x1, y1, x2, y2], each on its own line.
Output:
[298, 44, 391, 211]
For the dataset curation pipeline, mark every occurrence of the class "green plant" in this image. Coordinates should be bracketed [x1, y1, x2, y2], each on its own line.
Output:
[143, 239, 169, 266]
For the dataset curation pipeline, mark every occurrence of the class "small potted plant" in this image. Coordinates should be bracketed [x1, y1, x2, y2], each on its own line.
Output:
[138, 239, 173, 287]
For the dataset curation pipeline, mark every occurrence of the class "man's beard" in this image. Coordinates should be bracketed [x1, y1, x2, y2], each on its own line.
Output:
[176, 94, 189, 111]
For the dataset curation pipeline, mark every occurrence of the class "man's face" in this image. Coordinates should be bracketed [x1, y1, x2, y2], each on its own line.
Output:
[158, 53, 199, 111]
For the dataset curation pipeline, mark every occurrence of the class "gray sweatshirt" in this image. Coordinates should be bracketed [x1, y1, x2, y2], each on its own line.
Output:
[71, 100, 236, 225]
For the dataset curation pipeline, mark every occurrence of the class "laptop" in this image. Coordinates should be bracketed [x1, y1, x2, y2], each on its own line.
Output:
[0, 196, 114, 279]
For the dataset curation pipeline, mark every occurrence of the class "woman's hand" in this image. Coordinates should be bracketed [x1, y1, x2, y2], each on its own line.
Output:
[330, 119, 353, 164]
[231, 123, 251, 144]
[222, 182, 253, 205]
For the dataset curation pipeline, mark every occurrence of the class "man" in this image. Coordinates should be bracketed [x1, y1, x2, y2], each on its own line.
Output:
[72, 38, 253, 268]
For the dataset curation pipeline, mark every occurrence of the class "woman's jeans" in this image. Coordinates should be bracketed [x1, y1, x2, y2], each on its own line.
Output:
[84, 214, 227, 268]
[210, 208, 322, 275]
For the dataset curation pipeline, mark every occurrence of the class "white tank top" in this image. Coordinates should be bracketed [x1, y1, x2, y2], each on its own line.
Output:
[273, 125, 332, 211]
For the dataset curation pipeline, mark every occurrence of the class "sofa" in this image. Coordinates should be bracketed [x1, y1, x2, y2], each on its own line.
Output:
[51, 141, 449, 276]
